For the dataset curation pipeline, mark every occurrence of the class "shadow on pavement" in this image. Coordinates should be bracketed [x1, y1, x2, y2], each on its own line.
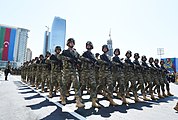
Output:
[14, 80, 178, 119]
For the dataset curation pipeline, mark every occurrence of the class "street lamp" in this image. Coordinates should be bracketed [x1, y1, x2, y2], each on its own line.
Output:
[157, 48, 164, 60]
[45, 26, 49, 35]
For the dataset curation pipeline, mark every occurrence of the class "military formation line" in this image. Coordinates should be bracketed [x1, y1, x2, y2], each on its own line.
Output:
[20, 38, 174, 108]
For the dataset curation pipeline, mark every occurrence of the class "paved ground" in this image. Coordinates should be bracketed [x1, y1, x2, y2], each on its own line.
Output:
[0, 74, 178, 120]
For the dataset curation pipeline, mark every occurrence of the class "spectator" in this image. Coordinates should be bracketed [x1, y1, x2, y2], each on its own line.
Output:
[4, 61, 11, 80]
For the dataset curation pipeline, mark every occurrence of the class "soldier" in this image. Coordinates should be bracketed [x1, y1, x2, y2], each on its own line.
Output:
[79, 41, 100, 108]
[95, 53, 100, 60]
[160, 60, 174, 96]
[97, 45, 118, 106]
[61, 38, 85, 108]
[133, 53, 150, 101]
[154, 59, 166, 97]
[124, 50, 140, 102]
[36, 54, 44, 90]
[31, 58, 38, 87]
[27, 60, 34, 86]
[21, 62, 26, 82]
[4, 61, 11, 81]
[141, 56, 156, 100]
[41, 51, 51, 93]
[112, 48, 128, 104]
[149, 57, 163, 98]
[48, 46, 63, 99]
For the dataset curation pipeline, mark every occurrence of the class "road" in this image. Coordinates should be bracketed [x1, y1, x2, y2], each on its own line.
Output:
[0, 74, 178, 120]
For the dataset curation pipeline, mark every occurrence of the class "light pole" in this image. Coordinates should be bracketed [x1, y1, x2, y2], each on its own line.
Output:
[157, 48, 164, 60]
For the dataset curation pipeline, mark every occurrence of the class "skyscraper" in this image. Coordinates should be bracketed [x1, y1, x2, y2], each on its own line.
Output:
[107, 30, 113, 57]
[0, 24, 29, 68]
[43, 30, 50, 55]
[13, 28, 29, 67]
[26, 48, 32, 61]
[49, 16, 66, 53]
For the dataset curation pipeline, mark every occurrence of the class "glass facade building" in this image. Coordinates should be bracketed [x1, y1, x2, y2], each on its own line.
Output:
[49, 16, 66, 53]
[43, 31, 50, 55]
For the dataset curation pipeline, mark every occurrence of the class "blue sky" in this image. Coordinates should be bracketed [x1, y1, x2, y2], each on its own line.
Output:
[0, 0, 178, 59]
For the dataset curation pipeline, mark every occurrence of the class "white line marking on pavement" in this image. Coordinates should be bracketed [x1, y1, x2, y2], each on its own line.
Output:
[12, 76, 87, 120]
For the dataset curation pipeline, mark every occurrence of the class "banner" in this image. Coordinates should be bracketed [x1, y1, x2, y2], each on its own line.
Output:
[162, 58, 176, 73]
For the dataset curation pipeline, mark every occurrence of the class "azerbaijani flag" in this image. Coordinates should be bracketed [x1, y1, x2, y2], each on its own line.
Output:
[2, 28, 11, 61]
[0, 26, 16, 61]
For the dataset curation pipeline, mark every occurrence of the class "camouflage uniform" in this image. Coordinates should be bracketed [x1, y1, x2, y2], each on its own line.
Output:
[31, 61, 37, 87]
[21, 63, 26, 82]
[154, 59, 165, 97]
[141, 59, 155, 99]
[149, 58, 163, 98]
[160, 61, 173, 96]
[36, 56, 44, 90]
[124, 50, 139, 102]
[133, 53, 149, 101]
[79, 41, 100, 108]
[97, 45, 118, 106]
[50, 54, 63, 96]
[61, 38, 85, 107]
[27, 61, 33, 85]
[112, 51, 128, 104]
[41, 57, 51, 92]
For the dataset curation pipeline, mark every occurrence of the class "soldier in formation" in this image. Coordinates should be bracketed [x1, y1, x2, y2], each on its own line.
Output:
[80, 41, 100, 107]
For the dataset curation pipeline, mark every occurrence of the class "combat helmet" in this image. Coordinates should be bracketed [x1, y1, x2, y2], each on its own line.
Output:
[55, 46, 61, 52]
[67, 38, 75, 46]
[141, 55, 147, 61]
[125, 50, 132, 57]
[149, 57, 154, 63]
[86, 41, 93, 49]
[154, 58, 159, 64]
[134, 53, 140, 58]
[102, 45, 109, 52]
[114, 48, 120, 55]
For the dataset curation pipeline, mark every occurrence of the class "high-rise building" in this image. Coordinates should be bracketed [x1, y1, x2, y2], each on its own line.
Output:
[49, 16, 66, 53]
[0, 24, 29, 68]
[26, 48, 32, 61]
[107, 30, 113, 57]
[43, 30, 50, 55]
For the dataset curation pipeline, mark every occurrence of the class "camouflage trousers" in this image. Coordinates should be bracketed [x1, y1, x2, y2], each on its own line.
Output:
[36, 70, 42, 88]
[31, 71, 36, 86]
[21, 71, 25, 81]
[41, 70, 50, 90]
[112, 71, 125, 96]
[49, 70, 62, 93]
[95, 68, 99, 85]
[97, 70, 113, 98]
[157, 74, 165, 93]
[62, 69, 81, 98]
[135, 72, 145, 94]
[80, 69, 97, 98]
[162, 75, 170, 92]
[143, 71, 153, 94]
[151, 73, 160, 93]
[125, 71, 137, 95]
